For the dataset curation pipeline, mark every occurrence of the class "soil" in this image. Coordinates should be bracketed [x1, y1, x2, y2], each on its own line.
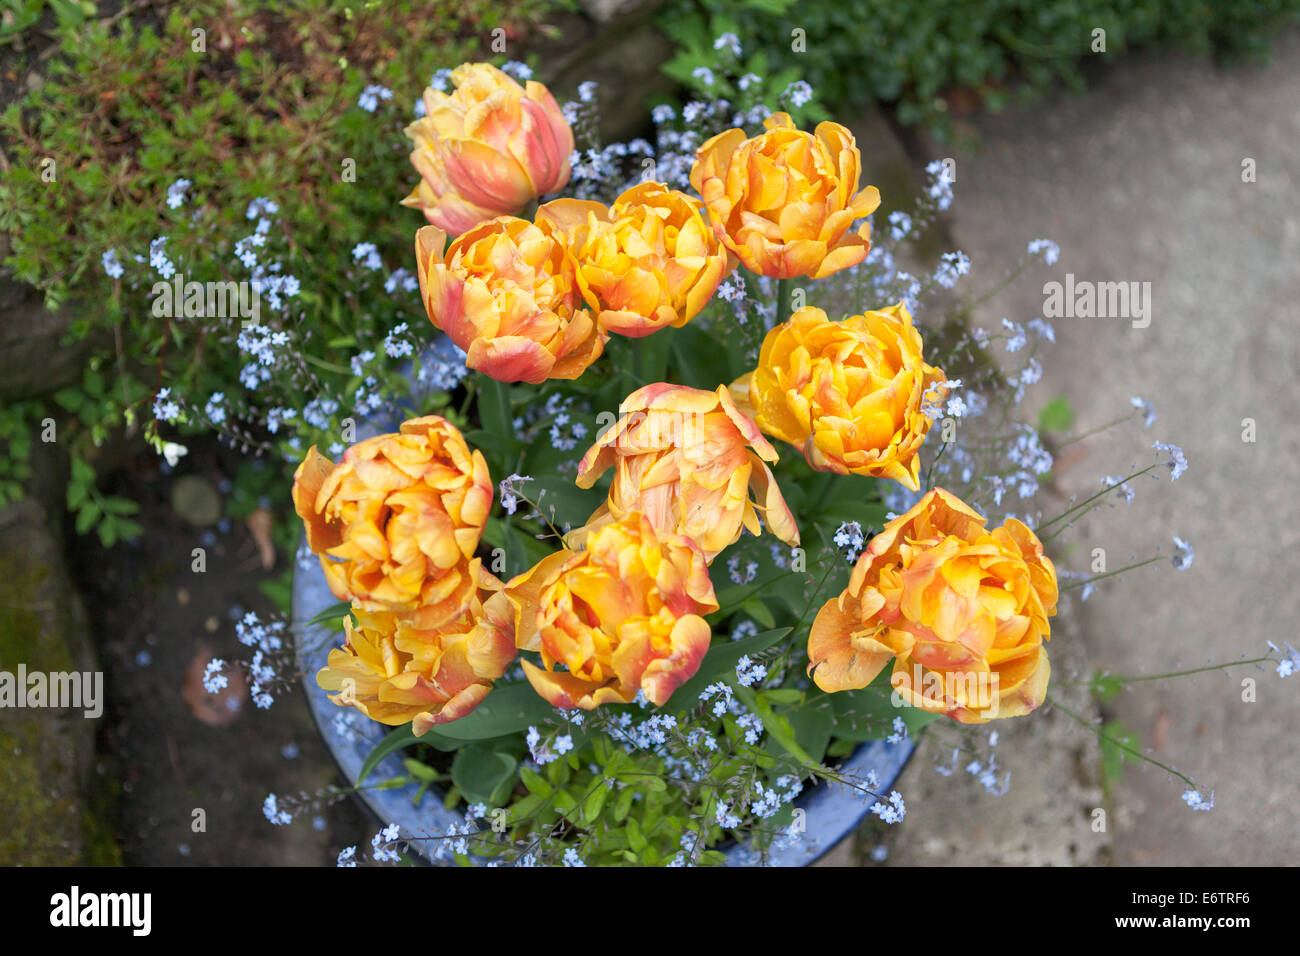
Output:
[69, 435, 372, 865]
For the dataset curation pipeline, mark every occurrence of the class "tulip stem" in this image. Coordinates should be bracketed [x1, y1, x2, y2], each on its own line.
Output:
[457, 376, 478, 417]
[776, 278, 792, 326]
[793, 550, 841, 633]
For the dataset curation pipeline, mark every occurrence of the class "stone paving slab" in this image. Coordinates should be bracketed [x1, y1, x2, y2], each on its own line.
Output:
[877, 31, 1300, 866]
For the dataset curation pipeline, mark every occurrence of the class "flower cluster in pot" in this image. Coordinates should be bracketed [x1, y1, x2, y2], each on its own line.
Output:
[295, 65, 1061, 738]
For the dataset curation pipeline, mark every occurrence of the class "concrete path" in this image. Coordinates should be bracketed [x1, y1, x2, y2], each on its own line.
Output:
[822, 30, 1300, 867]
[902, 30, 1300, 866]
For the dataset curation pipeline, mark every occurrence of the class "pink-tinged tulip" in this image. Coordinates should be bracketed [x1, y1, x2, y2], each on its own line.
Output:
[402, 63, 574, 235]
[808, 488, 1059, 724]
[573, 383, 799, 560]
[415, 219, 605, 383]
[505, 514, 719, 709]
[690, 112, 880, 279]
[316, 570, 517, 734]
[536, 181, 733, 337]
[292, 415, 492, 629]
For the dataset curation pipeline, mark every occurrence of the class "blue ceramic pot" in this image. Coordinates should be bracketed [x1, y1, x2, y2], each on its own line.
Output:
[290, 341, 912, 865]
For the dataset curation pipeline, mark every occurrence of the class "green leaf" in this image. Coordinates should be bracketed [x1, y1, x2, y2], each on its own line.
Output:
[581, 785, 608, 825]
[451, 746, 518, 806]
[826, 670, 941, 741]
[402, 758, 441, 783]
[762, 689, 804, 705]
[358, 723, 417, 786]
[665, 627, 791, 709]
[66, 479, 87, 510]
[782, 698, 834, 764]
[1038, 395, 1074, 434]
[54, 387, 84, 413]
[626, 816, 647, 852]
[426, 679, 556, 741]
[477, 378, 516, 451]
[519, 765, 553, 798]
[74, 501, 100, 534]
[613, 785, 636, 822]
[740, 598, 775, 628]
[735, 684, 813, 765]
[101, 495, 139, 515]
[637, 324, 673, 384]
[1090, 670, 1124, 703]
[70, 456, 94, 485]
[305, 600, 352, 628]
[1100, 720, 1140, 796]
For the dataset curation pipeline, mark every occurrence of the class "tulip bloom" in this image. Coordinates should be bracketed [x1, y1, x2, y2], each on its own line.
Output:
[506, 514, 719, 709]
[690, 112, 880, 280]
[292, 415, 492, 628]
[316, 574, 516, 734]
[536, 181, 733, 337]
[402, 63, 574, 235]
[808, 489, 1059, 723]
[415, 218, 605, 383]
[731, 303, 947, 491]
[574, 383, 799, 560]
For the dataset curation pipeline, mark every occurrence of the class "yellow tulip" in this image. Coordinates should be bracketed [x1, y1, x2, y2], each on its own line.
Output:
[690, 112, 880, 279]
[402, 63, 573, 235]
[731, 303, 947, 491]
[808, 488, 1059, 724]
[316, 571, 516, 734]
[536, 181, 733, 337]
[292, 415, 492, 629]
[573, 383, 799, 560]
[506, 514, 719, 709]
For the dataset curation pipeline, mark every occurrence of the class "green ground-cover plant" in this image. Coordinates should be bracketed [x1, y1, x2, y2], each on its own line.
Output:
[659, 0, 1299, 134]
[0, 0, 552, 541]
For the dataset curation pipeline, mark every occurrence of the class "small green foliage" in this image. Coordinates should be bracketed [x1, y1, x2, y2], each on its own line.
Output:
[0, 0, 551, 545]
[1038, 395, 1074, 434]
[1089, 670, 1125, 703]
[66, 453, 142, 546]
[0, 401, 39, 507]
[1099, 719, 1141, 797]
[658, 0, 1298, 137]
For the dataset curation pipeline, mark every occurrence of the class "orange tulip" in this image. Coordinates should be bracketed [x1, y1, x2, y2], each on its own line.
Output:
[402, 63, 574, 235]
[415, 218, 605, 383]
[316, 570, 516, 734]
[292, 415, 492, 629]
[690, 112, 880, 279]
[808, 488, 1059, 724]
[536, 181, 733, 337]
[506, 514, 718, 709]
[730, 303, 947, 491]
[573, 383, 799, 560]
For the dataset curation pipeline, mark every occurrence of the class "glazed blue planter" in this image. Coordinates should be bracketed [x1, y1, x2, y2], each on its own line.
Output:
[291, 338, 913, 866]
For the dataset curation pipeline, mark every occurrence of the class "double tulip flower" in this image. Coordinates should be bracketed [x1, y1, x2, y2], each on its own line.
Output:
[402, 63, 574, 234]
[731, 304, 948, 491]
[299, 70, 1059, 730]
[294, 416, 515, 732]
[414, 180, 734, 383]
[808, 490, 1059, 723]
